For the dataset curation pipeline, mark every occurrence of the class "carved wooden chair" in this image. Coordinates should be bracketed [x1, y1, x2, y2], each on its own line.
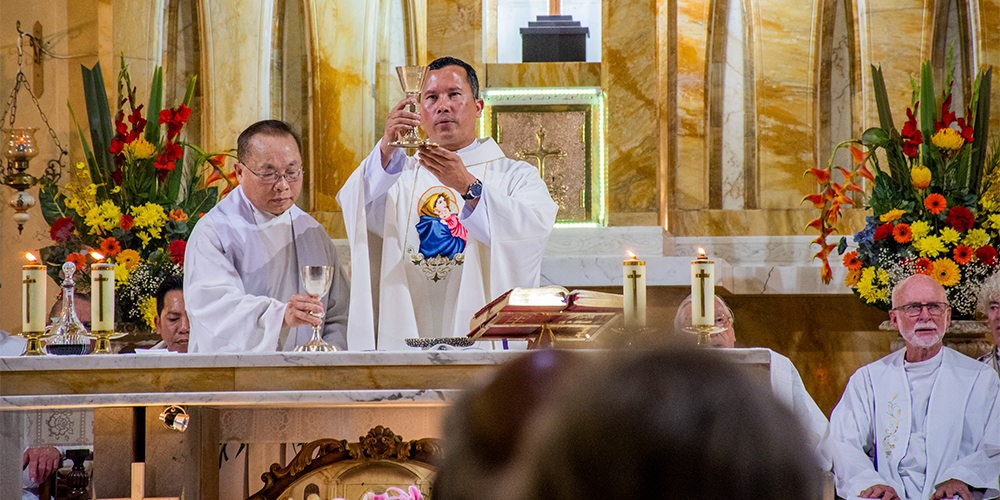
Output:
[247, 426, 442, 500]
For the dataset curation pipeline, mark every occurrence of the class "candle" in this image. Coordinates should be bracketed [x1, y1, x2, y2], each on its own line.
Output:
[691, 247, 715, 326]
[22, 254, 46, 333]
[623, 250, 647, 327]
[91, 263, 115, 332]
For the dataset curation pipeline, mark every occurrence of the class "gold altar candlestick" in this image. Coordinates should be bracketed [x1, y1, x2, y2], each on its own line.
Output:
[21, 253, 47, 356]
[623, 250, 646, 328]
[89, 262, 115, 354]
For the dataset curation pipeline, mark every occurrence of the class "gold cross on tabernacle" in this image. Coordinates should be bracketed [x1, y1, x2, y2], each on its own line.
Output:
[94, 274, 109, 322]
[23, 276, 35, 323]
[696, 270, 710, 316]
[515, 127, 566, 179]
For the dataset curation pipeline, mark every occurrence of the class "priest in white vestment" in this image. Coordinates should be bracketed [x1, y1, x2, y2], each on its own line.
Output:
[827, 274, 1000, 500]
[187, 120, 349, 352]
[338, 57, 558, 350]
[975, 272, 1000, 373]
[673, 295, 830, 469]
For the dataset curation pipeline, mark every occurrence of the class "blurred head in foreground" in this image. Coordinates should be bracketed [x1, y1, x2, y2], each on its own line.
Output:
[433, 349, 583, 500]
[498, 348, 819, 500]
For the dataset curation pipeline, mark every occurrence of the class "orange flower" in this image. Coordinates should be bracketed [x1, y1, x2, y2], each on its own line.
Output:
[892, 223, 912, 243]
[925, 193, 947, 214]
[65, 252, 86, 271]
[914, 257, 933, 275]
[100, 237, 121, 257]
[954, 244, 974, 265]
[169, 209, 188, 222]
[842, 251, 863, 271]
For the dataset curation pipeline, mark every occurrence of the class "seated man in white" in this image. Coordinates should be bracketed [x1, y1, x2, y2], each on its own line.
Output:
[136, 275, 188, 353]
[673, 295, 829, 467]
[186, 120, 349, 352]
[827, 274, 1000, 500]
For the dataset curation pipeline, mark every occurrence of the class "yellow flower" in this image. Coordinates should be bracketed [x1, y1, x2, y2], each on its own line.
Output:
[983, 199, 998, 213]
[125, 138, 157, 161]
[913, 235, 946, 258]
[988, 214, 1000, 231]
[141, 296, 158, 330]
[132, 203, 168, 232]
[911, 166, 931, 190]
[932, 128, 965, 150]
[930, 258, 961, 287]
[84, 200, 123, 235]
[75, 161, 86, 170]
[858, 267, 889, 303]
[963, 228, 990, 249]
[114, 262, 130, 287]
[845, 268, 861, 287]
[876, 269, 889, 285]
[111, 185, 121, 194]
[116, 249, 141, 271]
[137, 231, 152, 247]
[85, 184, 98, 196]
[880, 209, 906, 223]
[939, 227, 961, 246]
[911, 220, 931, 240]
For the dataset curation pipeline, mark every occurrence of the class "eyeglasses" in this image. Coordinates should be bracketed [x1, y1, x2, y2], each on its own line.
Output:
[892, 302, 949, 317]
[242, 165, 304, 184]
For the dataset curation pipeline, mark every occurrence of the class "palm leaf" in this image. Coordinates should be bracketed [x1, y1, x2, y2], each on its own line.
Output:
[144, 66, 164, 146]
[971, 68, 992, 195]
[870, 65, 910, 188]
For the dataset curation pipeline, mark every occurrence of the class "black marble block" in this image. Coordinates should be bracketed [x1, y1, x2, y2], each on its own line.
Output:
[520, 15, 590, 62]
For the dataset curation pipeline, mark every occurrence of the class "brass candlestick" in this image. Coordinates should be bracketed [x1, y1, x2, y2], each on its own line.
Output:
[683, 324, 727, 347]
[20, 330, 47, 356]
[88, 330, 116, 354]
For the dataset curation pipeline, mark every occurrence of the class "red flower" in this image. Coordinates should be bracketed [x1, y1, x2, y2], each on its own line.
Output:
[158, 108, 174, 125]
[977, 246, 999, 266]
[945, 206, 975, 232]
[109, 139, 125, 155]
[50, 217, 76, 243]
[65, 253, 86, 272]
[843, 251, 863, 271]
[873, 224, 893, 242]
[915, 257, 933, 275]
[937, 94, 956, 129]
[924, 193, 947, 215]
[901, 105, 923, 159]
[957, 117, 974, 143]
[892, 223, 912, 243]
[954, 245, 974, 265]
[154, 142, 184, 172]
[168, 240, 186, 266]
[120, 214, 134, 231]
[100, 237, 121, 257]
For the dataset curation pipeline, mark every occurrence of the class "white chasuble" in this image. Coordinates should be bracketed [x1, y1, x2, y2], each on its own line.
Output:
[185, 186, 349, 352]
[828, 347, 1000, 500]
[338, 138, 558, 350]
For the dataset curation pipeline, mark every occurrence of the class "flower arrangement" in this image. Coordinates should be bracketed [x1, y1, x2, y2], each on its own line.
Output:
[805, 53, 1000, 318]
[37, 58, 237, 328]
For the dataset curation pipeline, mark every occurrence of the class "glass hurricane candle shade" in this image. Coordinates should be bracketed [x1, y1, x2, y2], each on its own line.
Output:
[2, 127, 39, 162]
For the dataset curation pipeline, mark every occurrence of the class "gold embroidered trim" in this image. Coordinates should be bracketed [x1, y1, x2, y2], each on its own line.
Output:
[882, 393, 902, 458]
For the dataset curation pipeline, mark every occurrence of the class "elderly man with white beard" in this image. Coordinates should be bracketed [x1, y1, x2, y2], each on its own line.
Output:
[827, 274, 1000, 500]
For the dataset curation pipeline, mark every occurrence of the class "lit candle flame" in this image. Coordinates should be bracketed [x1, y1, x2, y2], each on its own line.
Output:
[24, 251, 37, 262]
[626, 250, 637, 260]
[91, 251, 104, 261]
[697, 247, 706, 260]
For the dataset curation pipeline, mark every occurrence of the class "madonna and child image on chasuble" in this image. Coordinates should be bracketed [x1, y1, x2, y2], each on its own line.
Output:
[408, 186, 467, 281]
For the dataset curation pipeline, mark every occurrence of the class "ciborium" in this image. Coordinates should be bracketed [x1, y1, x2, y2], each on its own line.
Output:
[388, 65, 430, 149]
[294, 265, 339, 352]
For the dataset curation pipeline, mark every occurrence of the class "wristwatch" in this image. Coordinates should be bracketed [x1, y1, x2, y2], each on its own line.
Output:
[462, 178, 483, 200]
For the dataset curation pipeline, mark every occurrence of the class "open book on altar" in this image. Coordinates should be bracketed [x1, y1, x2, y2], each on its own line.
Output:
[467, 286, 624, 342]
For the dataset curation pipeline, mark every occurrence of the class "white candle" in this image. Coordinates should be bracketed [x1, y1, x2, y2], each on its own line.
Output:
[691, 247, 715, 327]
[91, 263, 115, 332]
[22, 263, 46, 333]
[623, 250, 647, 327]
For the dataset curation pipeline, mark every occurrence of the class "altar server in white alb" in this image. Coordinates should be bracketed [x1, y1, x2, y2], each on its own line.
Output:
[338, 56, 558, 349]
[827, 274, 1000, 500]
[186, 120, 349, 352]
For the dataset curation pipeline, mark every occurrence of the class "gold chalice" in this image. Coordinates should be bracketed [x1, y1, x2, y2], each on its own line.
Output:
[388, 65, 429, 149]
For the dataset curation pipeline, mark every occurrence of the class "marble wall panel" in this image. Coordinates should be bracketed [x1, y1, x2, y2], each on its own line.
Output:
[310, 0, 378, 212]
[859, 3, 927, 129]
[200, 0, 269, 153]
[721, 0, 745, 210]
[667, 207, 866, 236]
[753, 0, 817, 209]
[426, 0, 482, 67]
[670, 0, 710, 212]
[112, 0, 164, 92]
[485, 62, 601, 88]
[604, 0, 659, 222]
